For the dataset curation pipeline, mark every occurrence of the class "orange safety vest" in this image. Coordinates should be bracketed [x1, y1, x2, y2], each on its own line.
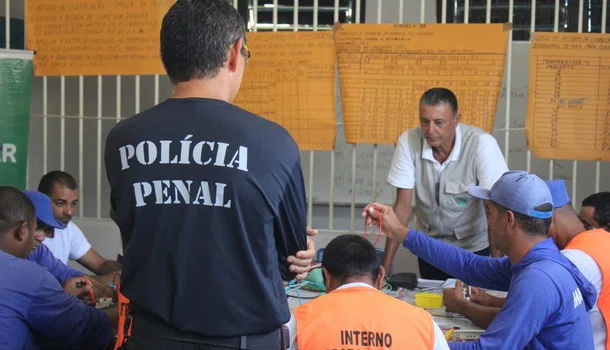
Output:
[565, 229, 610, 349]
[114, 285, 132, 350]
[294, 286, 435, 350]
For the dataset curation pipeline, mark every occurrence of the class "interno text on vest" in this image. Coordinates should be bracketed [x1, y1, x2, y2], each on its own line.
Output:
[117, 135, 248, 209]
[327, 330, 393, 349]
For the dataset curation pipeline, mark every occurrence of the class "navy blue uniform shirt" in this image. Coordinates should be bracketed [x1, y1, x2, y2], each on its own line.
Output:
[105, 98, 308, 337]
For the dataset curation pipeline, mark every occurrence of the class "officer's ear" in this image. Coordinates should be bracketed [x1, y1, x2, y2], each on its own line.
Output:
[375, 266, 386, 290]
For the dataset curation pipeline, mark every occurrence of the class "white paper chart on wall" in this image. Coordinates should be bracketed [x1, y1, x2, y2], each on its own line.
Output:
[302, 124, 396, 206]
[300, 73, 397, 206]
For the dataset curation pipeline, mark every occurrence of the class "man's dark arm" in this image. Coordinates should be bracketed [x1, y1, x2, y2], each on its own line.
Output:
[382, 188, 413, 274]
[450, 300, 502, 329]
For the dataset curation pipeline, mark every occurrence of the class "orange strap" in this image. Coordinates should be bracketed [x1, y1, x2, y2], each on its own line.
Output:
[114, 281, 133, 350]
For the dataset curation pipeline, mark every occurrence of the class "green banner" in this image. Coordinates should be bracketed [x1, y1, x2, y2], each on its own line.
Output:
[0, 49, 33, 189]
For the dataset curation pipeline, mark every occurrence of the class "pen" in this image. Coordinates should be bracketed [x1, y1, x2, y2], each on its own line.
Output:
[83, 277, 97, 305]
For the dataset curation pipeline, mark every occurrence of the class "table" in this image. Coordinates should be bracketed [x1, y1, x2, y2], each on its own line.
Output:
[287, 280, 489, 342]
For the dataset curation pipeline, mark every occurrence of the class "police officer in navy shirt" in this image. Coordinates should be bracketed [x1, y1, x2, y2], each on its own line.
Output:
[104, 0, 312, 348]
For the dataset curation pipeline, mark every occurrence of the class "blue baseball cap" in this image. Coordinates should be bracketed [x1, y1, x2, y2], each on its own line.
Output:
[22, 190, 64, 229]
[545, 180, 571, 208]
[468, 170, 553, 219]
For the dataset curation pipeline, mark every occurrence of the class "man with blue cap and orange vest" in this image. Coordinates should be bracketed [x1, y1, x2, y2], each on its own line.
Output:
[547, 180, 610, 349]
[441, 179, 610, 349]
[362, 170, 597, 349]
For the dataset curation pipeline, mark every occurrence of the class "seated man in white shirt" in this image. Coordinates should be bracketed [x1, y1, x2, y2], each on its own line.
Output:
[38, 170, 121, 275]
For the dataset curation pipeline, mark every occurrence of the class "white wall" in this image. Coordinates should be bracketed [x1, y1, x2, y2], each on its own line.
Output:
[66, 217, 123, 274]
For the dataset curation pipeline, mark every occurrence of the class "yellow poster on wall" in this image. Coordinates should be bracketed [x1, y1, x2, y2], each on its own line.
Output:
[335, 23, 510, 144]
[233, 31, 337, 151]
[526, 32, 610, 161]
[25, 0, 173, 76]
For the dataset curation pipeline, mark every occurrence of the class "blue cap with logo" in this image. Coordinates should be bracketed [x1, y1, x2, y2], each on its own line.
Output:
[545, 179, 571, 208]
[468, 170, 553, 219]
[22, 190, 64, 229]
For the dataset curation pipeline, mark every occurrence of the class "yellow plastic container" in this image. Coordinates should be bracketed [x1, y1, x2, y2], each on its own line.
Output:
[415, 292, 444, 308]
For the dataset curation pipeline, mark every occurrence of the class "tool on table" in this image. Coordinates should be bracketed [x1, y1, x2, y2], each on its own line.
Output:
[464, 284, 471, 301]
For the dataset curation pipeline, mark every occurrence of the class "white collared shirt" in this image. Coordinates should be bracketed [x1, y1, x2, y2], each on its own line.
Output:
[387, 123, 507, 190]
[287, 282, 449, 350]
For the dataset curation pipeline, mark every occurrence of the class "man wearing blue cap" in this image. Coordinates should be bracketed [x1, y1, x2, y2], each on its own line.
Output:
[453, 180, 610, 349]
[22, 190, 104, 299]
[0, 186, 115, 349]
[362, 171, 596, 349]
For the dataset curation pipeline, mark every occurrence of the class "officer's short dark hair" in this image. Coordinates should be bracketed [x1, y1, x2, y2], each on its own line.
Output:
[0, 186, 35, 237]
[160, 0, 247, 83]
[38, 170, 78, 196]
[322, 234, 380, 283]
[420, 87, 459, 116]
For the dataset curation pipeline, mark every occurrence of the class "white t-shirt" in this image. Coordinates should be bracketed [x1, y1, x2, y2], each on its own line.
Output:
[287, 282, 450, 350]
[561, 249, 606, 350]
[387, 123, 508, 190]
[41, 221, 91, 264]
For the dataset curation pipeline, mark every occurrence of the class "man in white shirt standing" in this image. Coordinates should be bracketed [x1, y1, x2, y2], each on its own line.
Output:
[38, 171, 121, 275]
[384, 87, 508, 280]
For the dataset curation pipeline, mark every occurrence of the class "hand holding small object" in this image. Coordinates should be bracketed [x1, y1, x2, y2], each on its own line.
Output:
[361, 203, 410, 241]
[443, 280, 469, 314]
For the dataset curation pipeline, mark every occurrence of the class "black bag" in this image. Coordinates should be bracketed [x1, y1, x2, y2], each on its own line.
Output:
[387, 272, 418, 290]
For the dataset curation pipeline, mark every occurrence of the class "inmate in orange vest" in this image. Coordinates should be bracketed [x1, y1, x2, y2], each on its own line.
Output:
[565, 228, 610, 349]
[294, 286, 435, 350]
[114, 287, 132, 350]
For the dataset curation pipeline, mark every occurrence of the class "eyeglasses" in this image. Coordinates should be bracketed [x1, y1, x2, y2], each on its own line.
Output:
[230, 41, 250, 64]
[241, 43, 251, 64]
